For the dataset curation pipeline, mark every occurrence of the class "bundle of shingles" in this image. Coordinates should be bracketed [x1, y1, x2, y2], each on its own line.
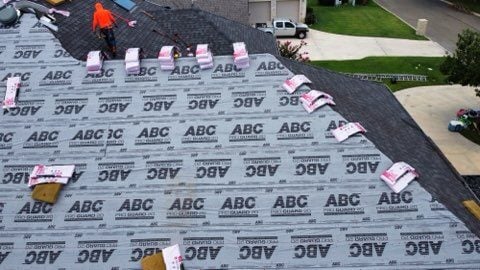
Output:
[158, 46, 176, 71]
[232, 42, 249, 68]
[196, 44, 213, 69]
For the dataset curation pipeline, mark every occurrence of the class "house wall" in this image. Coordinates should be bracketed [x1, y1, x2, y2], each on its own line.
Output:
[248, 0, 307, 25]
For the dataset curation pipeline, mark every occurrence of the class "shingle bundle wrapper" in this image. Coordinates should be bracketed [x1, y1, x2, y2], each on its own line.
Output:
[331, 122, 366, 142]
[282, 74, 312, 94]
[125, 48, 141, 75]
[86, 51, 103, 74]
[300, 90, 335, 113]
[141, 252, 166, 270]
[233, 42, 249, 69]
[2, 76, 20, 110]
[162, 244, 184, 270]
[29, 165, 75, 204]
[158, 46, 175, 71]
[196, 44, 213, 70]
[380, 162, 418, 193]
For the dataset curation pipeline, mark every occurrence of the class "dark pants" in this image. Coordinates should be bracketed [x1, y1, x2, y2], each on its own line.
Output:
[100, 27, 116, 51]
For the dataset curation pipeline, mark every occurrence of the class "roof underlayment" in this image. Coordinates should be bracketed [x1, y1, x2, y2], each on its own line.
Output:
[0, 14, 480, 269]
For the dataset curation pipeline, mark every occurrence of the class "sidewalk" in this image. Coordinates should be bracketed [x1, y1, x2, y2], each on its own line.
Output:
[278, 29, 447, 60]
[394, 85, 480, 175]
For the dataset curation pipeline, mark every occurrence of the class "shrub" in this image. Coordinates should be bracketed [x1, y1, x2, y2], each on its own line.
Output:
[305, 12, 317, 25]
[277, 40, 310, 63]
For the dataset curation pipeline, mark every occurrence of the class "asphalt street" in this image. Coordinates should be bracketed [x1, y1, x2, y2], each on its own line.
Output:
[375, 0, 480, 52]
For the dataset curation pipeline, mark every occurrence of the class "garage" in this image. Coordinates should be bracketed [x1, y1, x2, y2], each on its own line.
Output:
[249, 1, 271, 25]
[277, 0, 299, 21]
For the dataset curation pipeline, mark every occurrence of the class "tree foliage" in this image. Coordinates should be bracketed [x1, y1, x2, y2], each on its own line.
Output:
[277, 40, 310, 62]
[440, 29, 480, 97]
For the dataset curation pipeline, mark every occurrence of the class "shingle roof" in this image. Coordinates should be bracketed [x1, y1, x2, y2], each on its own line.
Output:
[281, 58, 480, 235]
[52, 0, 275, 60]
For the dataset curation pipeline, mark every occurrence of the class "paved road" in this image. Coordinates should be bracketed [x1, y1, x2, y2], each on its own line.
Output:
[375, 0, 480, 52]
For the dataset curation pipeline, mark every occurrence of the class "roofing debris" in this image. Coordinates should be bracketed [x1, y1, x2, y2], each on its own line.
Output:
[0, 3, 480, 270]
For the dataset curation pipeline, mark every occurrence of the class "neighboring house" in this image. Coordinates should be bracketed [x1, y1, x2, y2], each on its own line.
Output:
[0, 0, 479, 269]
[249, 0, 307, 25]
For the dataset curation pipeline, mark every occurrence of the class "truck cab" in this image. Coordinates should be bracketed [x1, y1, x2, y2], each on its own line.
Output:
[257, 18, 309, 39]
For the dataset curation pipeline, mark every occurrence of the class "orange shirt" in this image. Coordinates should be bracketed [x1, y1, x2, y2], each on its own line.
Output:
[92, 3, 116, 31]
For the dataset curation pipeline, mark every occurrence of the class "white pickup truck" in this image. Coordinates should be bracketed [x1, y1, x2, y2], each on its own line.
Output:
[257, 18, 309, 39]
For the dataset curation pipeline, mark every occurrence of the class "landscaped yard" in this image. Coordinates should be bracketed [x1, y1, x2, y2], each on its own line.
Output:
[310, 56, 447, 91]
[307, 0, 426, 40]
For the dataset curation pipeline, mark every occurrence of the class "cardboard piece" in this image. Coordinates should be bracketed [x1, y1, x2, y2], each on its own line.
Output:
[463, 200, 480, 220]
[141, 252, 166, 270]
[31, 183, 63, 204]
[46, 0, 65, 6]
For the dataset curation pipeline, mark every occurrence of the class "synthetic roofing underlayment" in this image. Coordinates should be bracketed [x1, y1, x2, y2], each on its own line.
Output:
[0, 14, 479, 269]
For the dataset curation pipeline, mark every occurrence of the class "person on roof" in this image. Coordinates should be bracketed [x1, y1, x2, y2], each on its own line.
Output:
[92, 3, 117, 57]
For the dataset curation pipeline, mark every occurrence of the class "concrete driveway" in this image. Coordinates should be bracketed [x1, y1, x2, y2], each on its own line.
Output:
[395, 85, 480, 175]
[278, 29, 446, 60]
[376, 0, 480, 53]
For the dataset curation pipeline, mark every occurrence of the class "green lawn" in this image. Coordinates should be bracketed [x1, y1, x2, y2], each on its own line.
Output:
[310, 56, 447, 91]
[307, 0, 426, 40]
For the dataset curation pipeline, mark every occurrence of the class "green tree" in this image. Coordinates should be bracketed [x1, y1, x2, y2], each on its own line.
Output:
[440, 29, 480, 97]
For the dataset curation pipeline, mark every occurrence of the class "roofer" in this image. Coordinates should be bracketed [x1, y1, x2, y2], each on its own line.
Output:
[92, 3, 117, 57]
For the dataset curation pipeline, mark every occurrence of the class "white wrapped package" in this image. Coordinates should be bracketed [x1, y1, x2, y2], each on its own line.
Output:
[125, 61, 140, 74]
[160, 63, 175, 71]
[86, 51, 102, 74]
[2, 77, 20, 109]
[162, 244, 184, 270]
[233, 42, 249, 62]
[381, 162, 418, 193]
[125, 48, 140, 75]
[158, 46, 174, 62]
[332, 122, 366, 142]
[29, 176, 70, 187]
[197, 54, 213, 65]
[158, 46, 175, 71]
[28, 165, 75, 187]
[300, 90, 335, 113]
[200, 62, 214, 70]
[125, 48, 140, 62]
[282, 75, 312, 94]
[196, 44, 210, 59]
